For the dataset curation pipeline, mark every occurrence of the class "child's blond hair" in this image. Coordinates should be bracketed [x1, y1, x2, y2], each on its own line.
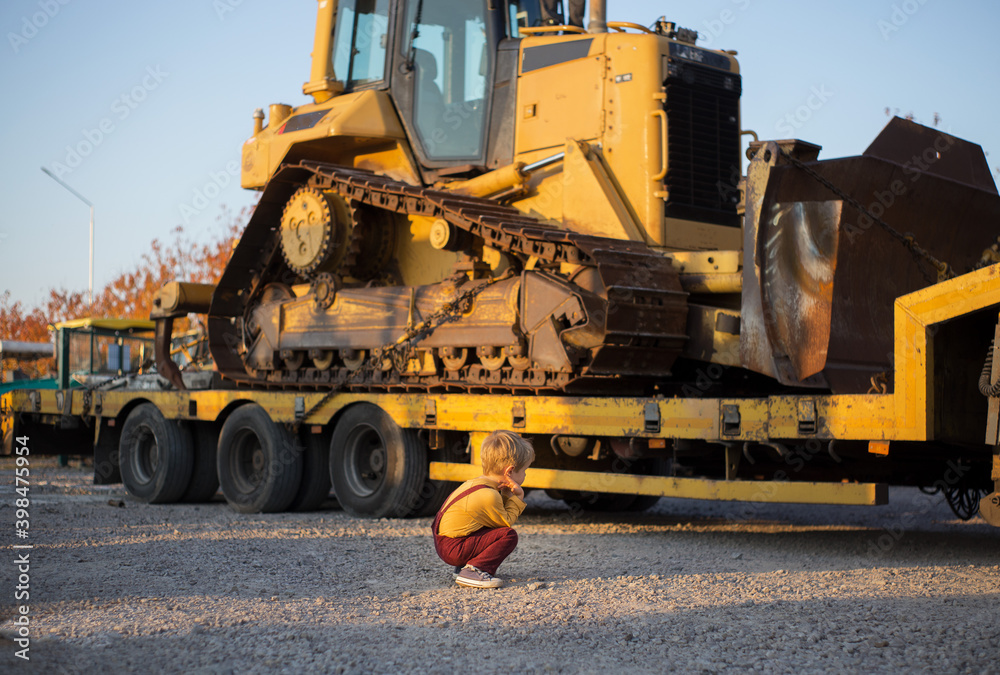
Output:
[481, 430, 534, 474]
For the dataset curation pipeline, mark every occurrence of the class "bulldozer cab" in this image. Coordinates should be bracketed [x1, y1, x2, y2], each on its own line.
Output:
[319, 0, 540, 174]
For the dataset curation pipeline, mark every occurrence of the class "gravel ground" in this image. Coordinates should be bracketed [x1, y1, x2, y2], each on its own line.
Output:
[1, 457, 998, 674]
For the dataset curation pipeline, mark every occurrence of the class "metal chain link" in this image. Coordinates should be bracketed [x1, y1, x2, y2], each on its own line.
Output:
[368, 270, 514, 373]
[293, 270, 513, 431]
[778, 147, 955, 283]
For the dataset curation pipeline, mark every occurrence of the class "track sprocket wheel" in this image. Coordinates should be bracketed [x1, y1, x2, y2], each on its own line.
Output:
[279, 187, 351, 276]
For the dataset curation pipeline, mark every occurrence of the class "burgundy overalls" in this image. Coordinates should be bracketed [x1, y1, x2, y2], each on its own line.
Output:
[432, 484, 519, 576]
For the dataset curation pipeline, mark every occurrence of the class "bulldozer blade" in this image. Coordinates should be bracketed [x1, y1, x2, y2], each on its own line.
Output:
[759, 199, 842, 384]
[743, 120, 1000, 393]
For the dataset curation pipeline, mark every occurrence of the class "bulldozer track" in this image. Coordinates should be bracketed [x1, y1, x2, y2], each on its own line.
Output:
[209, 162, 689, 394]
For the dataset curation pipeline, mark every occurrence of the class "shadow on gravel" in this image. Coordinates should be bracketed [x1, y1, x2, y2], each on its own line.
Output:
[3, 591, 996, 674]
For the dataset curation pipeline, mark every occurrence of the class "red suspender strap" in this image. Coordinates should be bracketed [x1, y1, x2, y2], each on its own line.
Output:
[439, 484, 491, 517]
[433, 484, 491, 535]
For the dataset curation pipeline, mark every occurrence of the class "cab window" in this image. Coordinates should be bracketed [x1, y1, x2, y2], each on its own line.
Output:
[508, 0, 541, 37]
[406, 0, 489, 160]
[332, 0, 390, 87]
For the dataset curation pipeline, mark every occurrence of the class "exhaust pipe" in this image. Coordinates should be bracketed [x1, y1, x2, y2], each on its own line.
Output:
[587, 0, 606, 33]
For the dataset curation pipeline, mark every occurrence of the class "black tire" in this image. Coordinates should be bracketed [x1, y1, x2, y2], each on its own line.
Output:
[217, 404, 303, 514]
[624, 458, 668, 512]
[558, 490, 638, 512]
[398, 432, 457, 518]
[625, 494, 661, 512]
[407, 477, 454, 518]
[329, 403, 427, 518]
[180, 423, 220, 502]
[119, 403, 194, 504]
[287, 431, 332, 512]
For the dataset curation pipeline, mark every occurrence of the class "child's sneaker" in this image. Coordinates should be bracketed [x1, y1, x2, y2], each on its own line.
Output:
[455, 565, 502, 588]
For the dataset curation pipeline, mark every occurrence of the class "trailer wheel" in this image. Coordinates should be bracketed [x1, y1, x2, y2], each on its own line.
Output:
[217, 404, 302, 513]
[550, 490, 638, 512]
[180, 423, 219, 503]
[406, 435, 463, 517]
[329, 403, 427, 518]
[287, 431, 332, 512]
[119, 403, 194, 504]
[624, 494, 661, 512]
[407, 478, 453, 517]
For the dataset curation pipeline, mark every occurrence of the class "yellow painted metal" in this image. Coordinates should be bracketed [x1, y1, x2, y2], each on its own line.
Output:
[394, 219, 460, 287]
[511, 32, 741, 250]
[269, 104, 292, 129]
[651, 110, 667, 181]
[679, 273, 742, 294]
[429, 462, 887, 506]
[519, 26, 587, 35]
[514, 35, 604, 156]
[606, 22, 655, 34]
[408, 215, 434, 242]
[1, 393, 13, 454]
[302, 0, 344, 103]
[442, 163, 527, 198]
[889, 263, 1000, 440]
[54, 318, 155, 331]
[718, 398, 768, 440]
[242, 90, 414, 190]
[468, 431, 488, 469]
[667, 250, 741, 274]
[561, 140, 647, 242]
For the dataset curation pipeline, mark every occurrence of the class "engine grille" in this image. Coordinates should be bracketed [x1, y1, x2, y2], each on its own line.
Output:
[663, 60, 742, 228]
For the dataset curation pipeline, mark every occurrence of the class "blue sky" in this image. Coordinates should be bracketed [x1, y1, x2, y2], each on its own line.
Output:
[2, 0, 998, 308]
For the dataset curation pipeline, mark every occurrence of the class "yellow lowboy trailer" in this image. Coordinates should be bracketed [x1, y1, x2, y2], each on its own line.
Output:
[4, 264, 1000, 524]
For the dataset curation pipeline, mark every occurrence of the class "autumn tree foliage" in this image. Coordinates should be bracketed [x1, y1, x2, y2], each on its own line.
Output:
[1, 206, 250, 380]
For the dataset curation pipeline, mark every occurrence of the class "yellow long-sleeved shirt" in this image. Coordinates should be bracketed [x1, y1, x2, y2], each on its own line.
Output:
[436, 477, 526, 538]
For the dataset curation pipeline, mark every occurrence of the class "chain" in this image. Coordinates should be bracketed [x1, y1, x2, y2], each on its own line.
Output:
[369, 270, 514, 373]
[292, 271, 513, 431]
[778, 148, 955, 283]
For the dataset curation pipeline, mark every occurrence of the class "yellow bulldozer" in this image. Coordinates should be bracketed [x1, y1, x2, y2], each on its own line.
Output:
[150, 0, 998, 400]
[140, 0, 1000, 518]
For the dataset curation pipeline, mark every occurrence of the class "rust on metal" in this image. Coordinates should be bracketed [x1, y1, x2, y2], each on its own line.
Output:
[742, 123, 1000, 393]
[208, 162, 689, 394]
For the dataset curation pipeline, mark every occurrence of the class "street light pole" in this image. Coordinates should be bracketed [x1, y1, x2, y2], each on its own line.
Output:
[41, 168, 94, 306]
